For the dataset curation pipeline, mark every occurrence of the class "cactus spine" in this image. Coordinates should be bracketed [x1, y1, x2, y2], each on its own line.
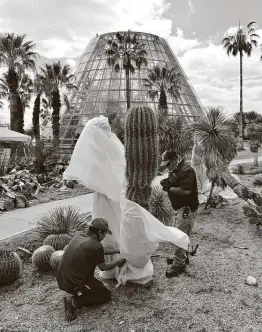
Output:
[125, 105, 158, 210]
[0, 250, 22, 286]
[32, 245, 55, 272]
[43, 234, 71, 250]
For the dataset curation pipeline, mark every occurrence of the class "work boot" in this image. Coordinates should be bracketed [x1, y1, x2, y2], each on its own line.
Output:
[166, 257, 189, 265]
[166, 265, 186, 278]
[63, 296, 77, 321]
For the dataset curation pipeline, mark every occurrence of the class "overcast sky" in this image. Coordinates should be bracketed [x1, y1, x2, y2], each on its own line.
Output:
[0, 0, 262, 126]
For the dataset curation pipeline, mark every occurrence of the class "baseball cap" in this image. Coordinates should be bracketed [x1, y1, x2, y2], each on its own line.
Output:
[160, 150, 178, 168]
[90, 218, 112, 235]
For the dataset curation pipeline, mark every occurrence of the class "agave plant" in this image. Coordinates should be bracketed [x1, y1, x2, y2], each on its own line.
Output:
[149, 185, 174, 225]
[34, 205, 89, 242]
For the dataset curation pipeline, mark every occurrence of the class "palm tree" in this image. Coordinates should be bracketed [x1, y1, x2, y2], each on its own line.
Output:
[143, 64, 181, 121]
[40, 61, 77, 154]
[221, 22, 259, 148]
[191, 106, 246, 208]
[159, 116, 192, 156]
[0, 33, 37, 132]
[0, 72, 33, 133]
[105, 30, 148, 110]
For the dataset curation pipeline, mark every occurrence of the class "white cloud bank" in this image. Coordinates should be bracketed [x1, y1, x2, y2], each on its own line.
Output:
[0, 0, 262, 127]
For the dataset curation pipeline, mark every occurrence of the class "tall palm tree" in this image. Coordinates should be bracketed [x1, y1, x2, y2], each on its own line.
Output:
[221, 22, 259, 148]
[0, 72, 33, 133]
[0, 33, 37, 132]
[105, 30, 148, 110]
[40, 61, 77, 154]
[143, 64, 181, 120]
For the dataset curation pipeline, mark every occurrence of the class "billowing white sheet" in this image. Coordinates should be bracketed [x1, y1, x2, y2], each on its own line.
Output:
[64, 115, 190, 285]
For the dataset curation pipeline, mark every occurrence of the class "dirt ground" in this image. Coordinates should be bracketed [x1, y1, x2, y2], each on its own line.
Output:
[0, 169, 262, 331]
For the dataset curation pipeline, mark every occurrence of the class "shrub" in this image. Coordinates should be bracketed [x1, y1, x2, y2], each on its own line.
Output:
[50, 250, 64, 273]
[149, 185, 174, 225]
[32, 245, 55, 272]
[43, 233, 71, 250]
[0, 250, 22, 286]
[34, 206, 89, 242]
[232, 164, 245, 175]
[253, 174, 262, 186]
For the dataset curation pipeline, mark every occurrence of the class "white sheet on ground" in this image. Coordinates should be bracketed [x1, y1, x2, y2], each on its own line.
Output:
[63, 115, 190, 285]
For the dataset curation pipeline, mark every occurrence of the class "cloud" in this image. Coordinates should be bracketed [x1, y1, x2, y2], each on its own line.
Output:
[0, 0, 262, 127]
[178, 32, 262, 114]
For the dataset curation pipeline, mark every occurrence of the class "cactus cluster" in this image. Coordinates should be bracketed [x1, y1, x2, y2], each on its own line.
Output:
[32, 245, 55, 272]
[50, 250, 64, 273]
[0, 250, 22, 286]
[43, 233, 71, 250]
[125, 105, 159, 210]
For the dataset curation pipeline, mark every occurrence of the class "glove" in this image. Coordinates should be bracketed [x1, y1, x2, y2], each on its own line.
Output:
[160, 178, 172, 192]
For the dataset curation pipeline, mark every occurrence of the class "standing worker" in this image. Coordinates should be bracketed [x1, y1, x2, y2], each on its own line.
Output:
[160, 150, 199, 278]
[56, 218, 126, 321]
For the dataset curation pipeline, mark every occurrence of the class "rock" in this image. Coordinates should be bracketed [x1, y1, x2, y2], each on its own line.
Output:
[246, 275, 257, 286]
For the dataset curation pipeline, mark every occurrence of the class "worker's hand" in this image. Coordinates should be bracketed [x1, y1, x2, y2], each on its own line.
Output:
[117, 258, 126, 268]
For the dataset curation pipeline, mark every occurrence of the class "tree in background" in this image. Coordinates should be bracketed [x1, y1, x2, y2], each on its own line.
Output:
[0, 33, 37, 132]
[105, 30, 148, 110]
[40, 61, 77, 154]
[246, 122, 262, 166]
[143, 64, 181, 125]
[222, 22, 259, 148]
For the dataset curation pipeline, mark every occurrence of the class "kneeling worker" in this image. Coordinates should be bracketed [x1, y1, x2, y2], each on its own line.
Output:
[56, 218, 126, 321]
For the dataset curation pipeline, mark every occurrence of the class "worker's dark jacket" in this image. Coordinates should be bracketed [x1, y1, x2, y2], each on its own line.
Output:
[167, 160, 199, 212]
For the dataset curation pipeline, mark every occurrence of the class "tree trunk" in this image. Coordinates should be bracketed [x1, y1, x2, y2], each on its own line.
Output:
[254, 151, 259, 167]
[51, 90, 61, 156]
[205, 180, 215, 210]
[17, 95, 24, 134]
[33, 94, 45, 172]
[7, 70, 19, 158]
[33, 94, 41, 141]
[239, 51, 244, 149]
[158, 87, 168, 115]
[125, 68, 131, 110]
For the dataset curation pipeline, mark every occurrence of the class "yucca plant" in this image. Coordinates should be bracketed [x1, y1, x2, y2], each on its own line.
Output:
[34, 205, 88, 243]
[149, 185, 174, 225]
[192, 106, 262, 209]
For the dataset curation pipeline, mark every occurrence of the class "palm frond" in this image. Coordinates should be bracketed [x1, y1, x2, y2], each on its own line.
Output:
[149, 185, 174, 225]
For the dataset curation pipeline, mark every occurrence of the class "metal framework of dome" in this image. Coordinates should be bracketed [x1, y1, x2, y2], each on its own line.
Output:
[41, 31, 204, 155]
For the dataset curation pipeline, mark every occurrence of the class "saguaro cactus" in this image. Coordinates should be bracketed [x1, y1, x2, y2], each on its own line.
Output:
[125, 105, 158, 210]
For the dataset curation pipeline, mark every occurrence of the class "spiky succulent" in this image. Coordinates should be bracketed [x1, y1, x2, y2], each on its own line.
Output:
[50, 250, 64, 273]
[0, 250, 22, 286]
[32, 245, 55, 272]
[34, 205, 89, 241]
[125, 105, 158, 210]
[149, 185, 174, 225]
[43, 233, 71, 250]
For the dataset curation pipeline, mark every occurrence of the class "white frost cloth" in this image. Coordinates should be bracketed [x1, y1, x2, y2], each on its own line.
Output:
[64, 115, 190, 285]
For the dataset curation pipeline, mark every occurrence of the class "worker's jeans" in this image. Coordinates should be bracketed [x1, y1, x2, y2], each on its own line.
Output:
[67, 277, 111, 308]
[172, 206, 196, 268]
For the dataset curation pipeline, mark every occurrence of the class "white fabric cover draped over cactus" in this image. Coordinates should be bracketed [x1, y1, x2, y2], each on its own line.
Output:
[64, 116, 190, 285]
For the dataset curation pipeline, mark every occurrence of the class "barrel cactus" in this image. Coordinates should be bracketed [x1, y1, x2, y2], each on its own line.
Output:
[32, 245, 55, 272]
[0, 250, 22, 286]
[43, 233, 71, 250]
[50, 250, 64, 273]
[125, 105, 158, 210]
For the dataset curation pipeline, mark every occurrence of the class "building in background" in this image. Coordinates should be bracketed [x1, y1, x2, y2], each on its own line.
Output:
[41, 31, 204, 155]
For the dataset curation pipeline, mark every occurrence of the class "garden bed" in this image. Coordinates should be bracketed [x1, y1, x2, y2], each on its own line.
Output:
[0, 197, 261, 332]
